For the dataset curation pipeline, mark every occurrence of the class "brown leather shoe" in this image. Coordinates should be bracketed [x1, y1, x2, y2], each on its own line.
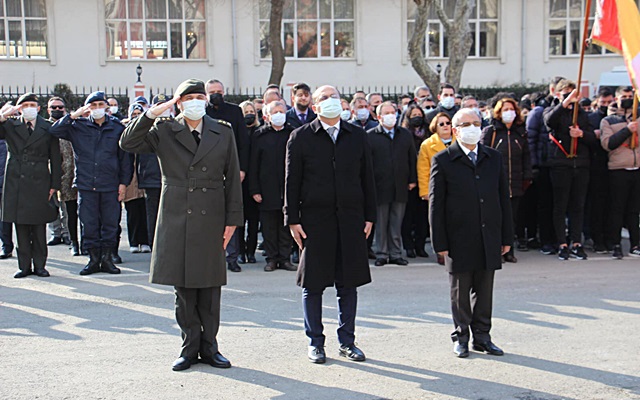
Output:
[279, 261, 298, 271]
[264, 261, 277, 272]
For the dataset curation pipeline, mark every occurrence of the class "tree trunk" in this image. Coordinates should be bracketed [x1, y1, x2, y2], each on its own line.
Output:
[267, 0, 286, 86]
[442, 0, 475, 89]
[408, 0, 441, 94]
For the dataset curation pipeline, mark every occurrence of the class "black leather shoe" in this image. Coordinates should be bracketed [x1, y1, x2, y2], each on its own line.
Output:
[503, 253, 518, 263]
[416, 248, 430, 258]
[264, 261, 277, 272]
[14, 270, 32, 278]
[47, 236, 63, 246]
[339, 344, 366, 361]
[406, 249, 417, 258]
[70, 241, 80, 256]
[374, 258, 387, 266]
[473, 341, 504, 356]
[367, 249, 376, 260]
[228, 261, 242, 272]
[279, 261, 298, 271]
[308, 346, 326, 364]
[80, 248, 102, 275]
[34, 268, 50, 277]
[0, 251, 13, 259]
[111, 249, 123, 264]
[200, 352, 231, 368]
[100, 248, 121, 274]
[453, 342, 469, 358]
[389, 258, 409, 266]
[247, 254, 256, 263]
[172, 356, 194, 371]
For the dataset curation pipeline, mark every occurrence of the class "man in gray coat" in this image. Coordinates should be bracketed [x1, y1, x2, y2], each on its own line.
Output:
[0, 93, 62, 278]
[120, 79, 243, 372]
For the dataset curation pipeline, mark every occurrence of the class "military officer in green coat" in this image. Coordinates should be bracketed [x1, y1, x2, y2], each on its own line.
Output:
[120, 79, 243, 372]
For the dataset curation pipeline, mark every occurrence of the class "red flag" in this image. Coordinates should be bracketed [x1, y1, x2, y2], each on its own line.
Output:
[591, 0, 623, 54]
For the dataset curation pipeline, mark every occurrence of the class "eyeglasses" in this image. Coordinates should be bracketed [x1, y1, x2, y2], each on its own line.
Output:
[455, 121, 482, 128]
[438, 121, 452, 127]
[49, 106, 64, 110]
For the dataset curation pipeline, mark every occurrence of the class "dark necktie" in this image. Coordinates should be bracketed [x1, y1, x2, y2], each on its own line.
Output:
[299, 113, 306, 123]
[27, 122, 33, 136]
[469, 151, 477, 165]
[192, 130, 200, 146]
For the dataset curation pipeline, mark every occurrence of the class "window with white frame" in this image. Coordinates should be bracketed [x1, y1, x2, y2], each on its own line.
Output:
[0, 0, 47, 59]
[406, 0, 499, 59]
[104, 0, 206, 60]
[258, 0, 355, 59]
[548, 0, 613, 56]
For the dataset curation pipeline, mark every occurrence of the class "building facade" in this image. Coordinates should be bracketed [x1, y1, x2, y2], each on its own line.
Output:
[0, 0, 634, 96]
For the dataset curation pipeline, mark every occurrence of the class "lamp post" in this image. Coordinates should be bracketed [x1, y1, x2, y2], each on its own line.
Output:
[132, 64, 145, 106]
[136, 64, 142, 83]
[436, 63, 442, 82]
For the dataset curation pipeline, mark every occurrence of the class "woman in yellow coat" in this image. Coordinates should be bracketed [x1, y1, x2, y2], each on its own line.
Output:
[417, 112, 455, 265]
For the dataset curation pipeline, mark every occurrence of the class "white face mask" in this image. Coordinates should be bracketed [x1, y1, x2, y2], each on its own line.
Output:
[340, 109, 351, 121]
[441, 96, 455, 109]
[317, 97, 343, 119]
[109, 106, 119, 115]
[381, 114, 397, 128]
[21, 107, 38, 121]
[356, 108, 370, 121]
[91, 107, 106, 120]
[402, 104, 408, 112]
[270, 112, 286, 127]
[181, 99, 206, 120]
[457, 125, 482, 145]
[502, 110, 516, 124]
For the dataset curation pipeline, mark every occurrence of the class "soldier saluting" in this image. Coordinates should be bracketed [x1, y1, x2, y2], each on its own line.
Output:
[120, 79, 243, 372]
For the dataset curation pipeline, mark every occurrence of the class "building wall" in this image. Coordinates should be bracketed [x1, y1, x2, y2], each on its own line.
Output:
[1, 0, 626, 95]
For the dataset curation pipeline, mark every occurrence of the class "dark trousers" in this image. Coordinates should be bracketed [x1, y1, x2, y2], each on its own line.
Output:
[536, 167, 556, 246]
[0, 193, 14, 253]
[238, 194, 259, 257]
[586, 168, 610, 247]
[78, 190, 120, 251]
[302, 241, 358, 347]
[516, 179, 538, 240]
[174, 286, 221, 359]
[125, 198, 149, 247]
[550, 167, 590, 245]
[144, 188, 161, 247]
[225, 230, 240, 263]
[401, 188, 429, 251]
[64, 200, 79, 243]
[509, 196, 521, 245]
[375, 202, 406, 259]
[15, 224, 47, 273]
[449, 269, 495, 343]
[608, 169, 640, 247]
[261, 209, 292, 263]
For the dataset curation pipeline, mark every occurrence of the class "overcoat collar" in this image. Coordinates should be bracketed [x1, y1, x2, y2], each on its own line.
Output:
[448, 140, 491, 168]
[172, 115, 221, 164]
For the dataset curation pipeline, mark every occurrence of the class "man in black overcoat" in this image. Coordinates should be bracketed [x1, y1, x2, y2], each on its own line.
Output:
[429, 108, 513, 358]
[285, 85, 376, 364]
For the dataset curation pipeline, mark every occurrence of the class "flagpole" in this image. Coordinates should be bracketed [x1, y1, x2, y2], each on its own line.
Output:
[571, 0, 593, 157]
[632, 91, 638, 149]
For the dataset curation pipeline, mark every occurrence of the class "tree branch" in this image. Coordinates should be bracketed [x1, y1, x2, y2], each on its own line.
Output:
[267, 0, 286, 86]
[408, 0, 441, 93]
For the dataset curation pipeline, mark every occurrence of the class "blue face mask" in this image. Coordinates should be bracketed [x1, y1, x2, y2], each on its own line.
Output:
[442, 137, 452, 144]
[317, 97, 342, 119]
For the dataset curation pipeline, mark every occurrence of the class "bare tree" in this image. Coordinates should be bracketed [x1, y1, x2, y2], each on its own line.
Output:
[267, 0, 286, 86]
[408, 0, 475, 91]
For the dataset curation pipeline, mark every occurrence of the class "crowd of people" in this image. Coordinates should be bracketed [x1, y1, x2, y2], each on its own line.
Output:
[0, 77, 638, 279]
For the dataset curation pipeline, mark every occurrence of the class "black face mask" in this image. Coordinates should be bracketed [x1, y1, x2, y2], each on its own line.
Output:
[409, 116, 424, 127]
[620, 98, 634, 110]
[244, 114, 256, 126]
[50, 110, 64, 120]
[209, 93, 224, 107]
[599, 105, 608, 114]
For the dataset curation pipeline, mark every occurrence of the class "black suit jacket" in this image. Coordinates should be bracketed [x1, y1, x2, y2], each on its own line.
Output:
[284, 119, 376, 291]
[286, 107, 316, 130]
[366, 125, 417, 204]
[429, 141, 513, 273]
[206, 101, 250, 172]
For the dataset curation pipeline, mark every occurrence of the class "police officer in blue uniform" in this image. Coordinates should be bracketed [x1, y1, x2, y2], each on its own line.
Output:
[50, 91, 132, 275]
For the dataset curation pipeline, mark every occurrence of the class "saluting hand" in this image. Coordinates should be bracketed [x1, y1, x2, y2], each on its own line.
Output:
[0, 102, 22, 120]
[290, 224, 307, 249]
[70, 104, 92, 119]
[223, 226, 236, 250]
[148, 96, 179, 118]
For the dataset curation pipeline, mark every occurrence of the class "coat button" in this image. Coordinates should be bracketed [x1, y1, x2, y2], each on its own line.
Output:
[187, 209, 192, 214]
[475, 175, 480, 180]
[480, 198, 484, 203]
[188, 188, 193, 192]
[202, 188, 207, 192]
[482, 223, 486, 228]
[201, 210, 206, 215]
[201, 166, 207, 172]
[189, 166, 194, 171]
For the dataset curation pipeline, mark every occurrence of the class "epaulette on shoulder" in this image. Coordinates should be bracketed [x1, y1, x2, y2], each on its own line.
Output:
[216, 119, 232, 128]
[155, 116, 174, 124]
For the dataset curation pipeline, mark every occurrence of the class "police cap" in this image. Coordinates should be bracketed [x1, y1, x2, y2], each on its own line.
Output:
[85, 91, 107, 105]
